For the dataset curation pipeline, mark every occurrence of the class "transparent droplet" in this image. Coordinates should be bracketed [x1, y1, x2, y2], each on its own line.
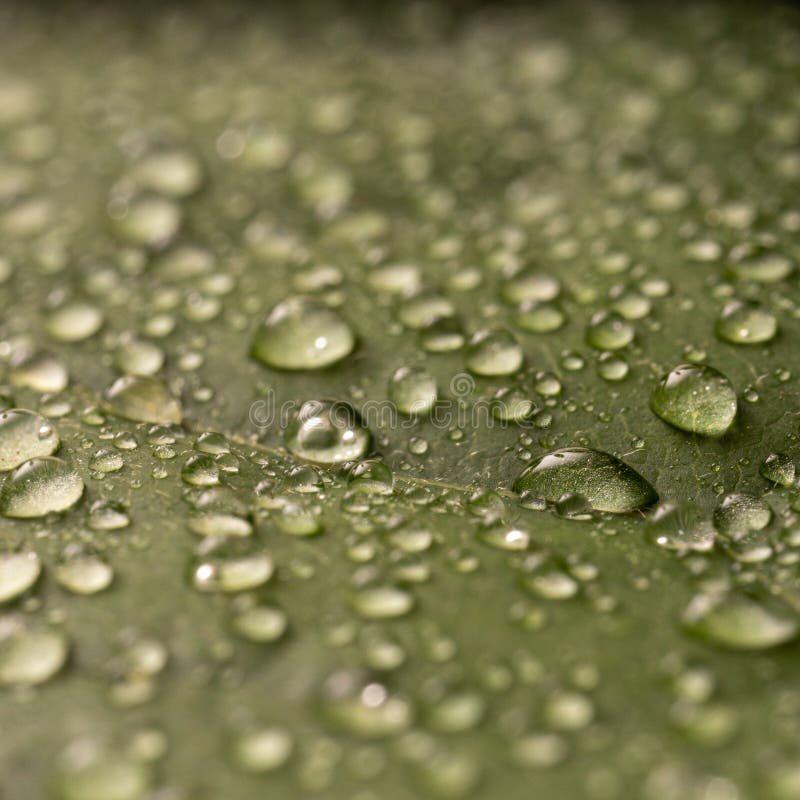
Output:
[104, 376, 182, 425]
[349, 585, 414, 619]
[0, 618, 68, 686]
[251, 298, 354, 371]
[232, 728, 293, 773]
[0, 457, 84, 518]
[389, 367, 438, 415]
[513, 448, 657, 513]
[466, 330, 523, 377]
[650, 364, 737, 436]
[45, 302, 104, 343]
[760, 453, 795, 487]
[285, 400, 370, 465]
[0, 551, 41, 603]
[0, 409, 60, 470]
[586, 311, 634, 350]
[716, 300, 777, 345]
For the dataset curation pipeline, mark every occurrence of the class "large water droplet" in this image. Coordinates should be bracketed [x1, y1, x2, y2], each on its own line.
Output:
[683, 591, 798, 650]
[512, 447, 657, 513]
[251, 298, 354, 371]
[45, 301, 104, 343]
[586, 312, 634, 350]
[650, 364, 737, 436]
[389, 367, 438, 415]
[716, 300, 778, 345]
[0, 457, 84, 518]
[285, 400, 370, 465]
[0, 409, 59, 470]
[465, 330, 523, 377]
[104, 376, 182, 425]
[0, 551, 41, 603]
[0, 618, 68, 685]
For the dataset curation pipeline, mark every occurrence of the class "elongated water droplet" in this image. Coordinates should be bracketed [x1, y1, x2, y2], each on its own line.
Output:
[683, 591, 798, 650]
[512, 447, 657, 513]
[0, 457, 84, 518]
[0, 409, 59, 470]
[251, 298, 354, 371]
[650, 364, 737, 436]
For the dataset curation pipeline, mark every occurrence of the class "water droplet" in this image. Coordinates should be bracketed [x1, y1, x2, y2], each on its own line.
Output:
[490, 388, 535, 422]
[389, 367, 437, 415]
[0, 409, 60, 470]
[89, 449, 124, 474]
[181, 454, 219, 487]
[465, 330, 523, 377]
[650, 364, 737, 436]
[501, 269, 560, 304]
[104, 376, 182, 425]
[232, 727, 293, 773]
[586, 312, 634, 350]
[513, 448, 657, 513]
[188, 512, 252, 538]
[191, 545, 273, 593]
[55, 551, 114, 595]
[10, 350, 68, 393]
[132, 149, 203, 198]
[0, 551, 41, 603]
[349, 585, 414, 619]
[727, 245, 794, 283]
[0, 618, 68, 686]
[761, 453, 795, 487]
[113, 337, 165, 377]
[480, 524, 530, 551]
[112, 195, 181, 249]
[285, 400, 370, 465]
[716, 300, 777, 344]
[45, 302, 103, 343]
[713, 493, 771, 539]
[321, 671, 412, 738]
[348, 460, 394, 495]
[683, 591, 798, 650]
[232, 603, 288, 643]
[0, 457, 84, 518]
[398, 293, 455, 329]
[544, 690, 594, 731]
[251, 298, 354, 371]
[513, 301, 566, 334]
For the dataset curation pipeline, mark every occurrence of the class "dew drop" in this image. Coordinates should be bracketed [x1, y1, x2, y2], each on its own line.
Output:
[585, 311, 634, 350]
[465, 330, 523, 377]
[650, 364, 737, 436]
[716, 300, 778, 345]
[103, 376, 182, 425]
[0, 409, 60, 470]
[0, 618, 68, 686]
[389, 367, 438, 415]
[285, 400, 370, 465]
[512, 447, 657, 513]
[251, 298, 354, 371]
[0, 551, 41, 603]
[0, 457, 84, 518]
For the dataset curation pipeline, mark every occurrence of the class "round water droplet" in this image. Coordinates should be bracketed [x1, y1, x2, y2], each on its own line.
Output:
[513, 301, 566, 334]
[232, 604, 288, 643]
[112, 195, 181, 249]
[113, 337, 165, 377]
[480, 524, 530, 551]
[683, 591, 798, 650]
[716, 300, 777, 345]
[188, 512, 252, 538]
[104, 376, 182, 425]
[597, 353, 629, 382]
[45, 302, 103, 343]
[10, 350, 68, 393]
[0, 457, 84, 518]
[251, 298, 354, 371]
[285, 400, 370, 465]
[512, 447, 657, 513]
[0, 618, 68, 686]
[55, 552, 114, 595]
[89, 448, 124, 474]
[349, 585, 414, 619]
[321, 671, 413, 738]
[490, 388, 535, 422]
[466, 330, 523, 377]
[713, 493, 771, 539]
[0, 551, 41, 603]
[501, 269, 560, 304]
[398, 293, 455, 329]
[586, 311, 634, 350]
[760, 453, 795, 487]
[0, 409, 60, 470]
[650, 364, 737, 436]
[181, 454, 219, 487]
[389, 367, 437, 415]
[232, 728, 293, 773]
[347, 460, 394, 495]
